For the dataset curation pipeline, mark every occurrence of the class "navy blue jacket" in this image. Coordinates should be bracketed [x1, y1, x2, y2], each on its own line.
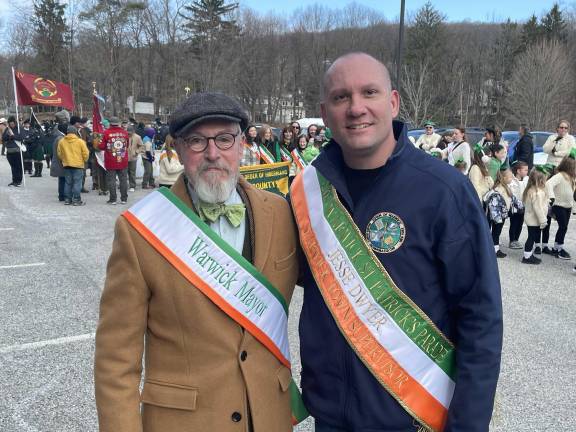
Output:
[298, 121, 503, 431]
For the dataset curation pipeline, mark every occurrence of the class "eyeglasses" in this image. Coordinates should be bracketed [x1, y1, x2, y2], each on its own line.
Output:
[292, 125, 300, 129]
[180, 132, 239, 152]
[425, 126, 433, 129]
[558, 126, 569, 129]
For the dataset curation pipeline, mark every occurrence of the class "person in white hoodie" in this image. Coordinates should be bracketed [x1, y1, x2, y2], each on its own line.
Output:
[508, 161, 529, 249]
[543, 120, 576, 167]
[158, 138, 184, 188]
[544, 152, 576, 259]
[521, 168, 549, 264]
[445, 126, 471, 175]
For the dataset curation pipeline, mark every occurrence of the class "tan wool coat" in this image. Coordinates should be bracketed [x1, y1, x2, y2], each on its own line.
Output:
[94, 175, 299, 432]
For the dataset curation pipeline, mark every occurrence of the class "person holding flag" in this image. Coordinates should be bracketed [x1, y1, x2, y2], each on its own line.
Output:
[95, 92, 306, 431]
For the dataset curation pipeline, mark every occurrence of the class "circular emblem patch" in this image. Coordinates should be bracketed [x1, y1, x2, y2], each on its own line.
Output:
[33, 78, 58, 98]
[366, 212, 406, 254]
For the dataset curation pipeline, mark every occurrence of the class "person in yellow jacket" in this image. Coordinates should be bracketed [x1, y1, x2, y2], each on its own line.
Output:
[57, 125, 90, 206]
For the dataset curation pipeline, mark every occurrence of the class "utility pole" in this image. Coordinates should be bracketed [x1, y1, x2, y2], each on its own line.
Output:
[396, 0, 406, 94]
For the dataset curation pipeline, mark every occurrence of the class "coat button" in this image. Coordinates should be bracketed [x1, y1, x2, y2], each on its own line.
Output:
[240, 351, 247, 361]
[231, 412, 242, 422]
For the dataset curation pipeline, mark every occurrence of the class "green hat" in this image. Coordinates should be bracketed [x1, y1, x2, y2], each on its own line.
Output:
[473, 143, 484, 154]
[423, 120, 436, 127]
[324, 127, 332, 140]
[535, 164, 554, 175]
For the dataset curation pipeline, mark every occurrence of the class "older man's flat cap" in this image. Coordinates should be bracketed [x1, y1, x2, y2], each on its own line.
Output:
[169, 92, 249, 138]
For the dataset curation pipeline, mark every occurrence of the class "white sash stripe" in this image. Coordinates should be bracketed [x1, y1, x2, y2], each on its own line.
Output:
[129, 192, 291, 362]
[302, 167, 454, 408]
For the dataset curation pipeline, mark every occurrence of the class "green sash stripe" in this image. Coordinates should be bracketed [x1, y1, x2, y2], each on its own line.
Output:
[289, 381, 310, 423]
[316, 173, 456, 379]
[259, 145, 276, 163]
[157, 187, 289, 314]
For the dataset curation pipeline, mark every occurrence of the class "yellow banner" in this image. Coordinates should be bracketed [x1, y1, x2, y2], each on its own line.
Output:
[240, 162, 290, 196]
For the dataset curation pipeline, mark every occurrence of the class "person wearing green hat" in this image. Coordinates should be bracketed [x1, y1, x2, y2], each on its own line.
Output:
[415, 121, 441, 151]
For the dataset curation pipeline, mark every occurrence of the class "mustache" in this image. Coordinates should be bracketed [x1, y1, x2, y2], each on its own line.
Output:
[197, 161, 232, 176]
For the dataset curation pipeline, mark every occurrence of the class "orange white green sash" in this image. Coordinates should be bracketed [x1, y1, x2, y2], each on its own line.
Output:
[291, 149, 307, 171]
[279, 146, 292, 162]
[122, 188, 308, 424]
[244, 141, 260, 160]
[259, 144, 276, 164]
[291, 166, 455, 432]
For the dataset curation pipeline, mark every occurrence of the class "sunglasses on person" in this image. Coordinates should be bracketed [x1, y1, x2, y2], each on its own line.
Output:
[558, 126, 569, 129]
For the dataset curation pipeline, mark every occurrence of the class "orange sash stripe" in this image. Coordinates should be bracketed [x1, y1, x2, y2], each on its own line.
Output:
[291, 176, 448, 431]
[122, 210, 290, 369]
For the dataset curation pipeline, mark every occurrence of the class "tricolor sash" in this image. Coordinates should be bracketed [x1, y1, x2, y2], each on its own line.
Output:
[291, 149, 307, 171]
[279, 146, 292, 162]
[291, 166, 455, 432]
[122, 188, 308, 424]
[259, 144, 276, 164]
[244, 141, 261, 160]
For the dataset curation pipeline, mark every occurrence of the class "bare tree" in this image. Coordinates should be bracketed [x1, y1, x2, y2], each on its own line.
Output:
[506, 40, 573, 130]
[399, 61, 433, 127]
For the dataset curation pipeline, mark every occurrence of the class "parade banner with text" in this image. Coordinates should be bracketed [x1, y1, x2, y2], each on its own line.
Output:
[240, 162, 290, 196]
[14, 70, 75, 110]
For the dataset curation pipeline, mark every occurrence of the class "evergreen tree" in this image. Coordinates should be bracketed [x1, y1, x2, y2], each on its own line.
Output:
[540, 3, 567, 42]
[32, 0, 69, 79]
[180, 0, 239, 44]
[179, 0, 239, 91]
[406, 1, 446, 66]
[521, 14, 542, 48]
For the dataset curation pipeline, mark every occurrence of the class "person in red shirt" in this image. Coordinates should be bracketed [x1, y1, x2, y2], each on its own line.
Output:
[99, 117, 129, 204]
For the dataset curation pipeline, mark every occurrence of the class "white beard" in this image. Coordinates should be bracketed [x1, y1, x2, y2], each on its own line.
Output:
[189, 164, 239, 204]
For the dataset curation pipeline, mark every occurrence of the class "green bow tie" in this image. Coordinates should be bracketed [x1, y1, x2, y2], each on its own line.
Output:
[197, 202, 246, 227]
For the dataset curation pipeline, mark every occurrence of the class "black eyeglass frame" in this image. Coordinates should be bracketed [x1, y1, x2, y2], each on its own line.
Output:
[179, 132, 240, 152]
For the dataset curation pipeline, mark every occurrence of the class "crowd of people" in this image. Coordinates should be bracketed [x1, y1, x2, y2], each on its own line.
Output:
[1, 97, 574, 272]
[0, 111, 182, 206]
[412, 121, 576, 271]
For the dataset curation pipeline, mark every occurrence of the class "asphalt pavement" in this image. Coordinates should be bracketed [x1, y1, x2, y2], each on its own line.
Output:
[0, 157, 574, 432]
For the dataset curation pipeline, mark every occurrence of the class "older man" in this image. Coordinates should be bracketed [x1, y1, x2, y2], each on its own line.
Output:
[415, 120, 441, 151]
[291, 52, 503, 432]
[95, 92, 300, 432]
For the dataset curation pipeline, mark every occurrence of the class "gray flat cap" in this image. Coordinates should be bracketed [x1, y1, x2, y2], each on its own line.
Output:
[55, 110, 70, 123]
[109, 117, 121, 126]
[169, 92, 249, 138]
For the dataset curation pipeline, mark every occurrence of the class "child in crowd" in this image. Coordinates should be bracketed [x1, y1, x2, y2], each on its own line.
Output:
[488, 143, 507, 181]
[543, 153, 576, 259]
[522, 168, 549, 264]
[508, 161, 529, 249]
[454, 158, 468, 174]
[485, 169, 514, 258]
[469, 144, 494, 203]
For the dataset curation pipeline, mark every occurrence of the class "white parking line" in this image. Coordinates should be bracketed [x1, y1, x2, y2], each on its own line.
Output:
[0, 262, 46, 270]
[0, 333, 95, 354]
[0, 227, 15, 231]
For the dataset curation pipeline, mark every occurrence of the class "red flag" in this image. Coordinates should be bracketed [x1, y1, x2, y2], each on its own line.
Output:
[14, 70, 75, 110]
[92, 94, 104, 134]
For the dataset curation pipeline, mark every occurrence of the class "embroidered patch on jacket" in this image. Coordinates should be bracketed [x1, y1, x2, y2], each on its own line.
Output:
[366, 212, 406, 254]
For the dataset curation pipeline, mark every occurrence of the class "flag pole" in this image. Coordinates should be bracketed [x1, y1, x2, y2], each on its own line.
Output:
[12, 66, 25, 187]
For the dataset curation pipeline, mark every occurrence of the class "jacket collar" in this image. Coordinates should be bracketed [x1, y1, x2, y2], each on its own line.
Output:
[312, 120, 412, 208]
[170, 173, 274, 272]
